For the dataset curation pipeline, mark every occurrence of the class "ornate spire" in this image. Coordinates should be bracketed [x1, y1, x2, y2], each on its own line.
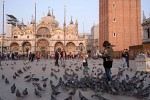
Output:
[143, 11, 146, 22]
[47, 6, 51, 16]
[52, 8, 55, 18]
[75, 19, 78, 25]
[63, 5, 66, 30]
[21, 18, 24, 25]
[70, 16, 73, 24]
[30, 15, 35, 24]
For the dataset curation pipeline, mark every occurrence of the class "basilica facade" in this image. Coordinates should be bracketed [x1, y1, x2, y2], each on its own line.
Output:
[2, 10, 86, 57]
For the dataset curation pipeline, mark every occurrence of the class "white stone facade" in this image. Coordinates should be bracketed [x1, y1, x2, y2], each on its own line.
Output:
[1, 11, 86, 56]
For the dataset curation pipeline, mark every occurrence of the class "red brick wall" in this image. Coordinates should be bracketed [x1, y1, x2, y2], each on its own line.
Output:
[99, 0, 142, 52]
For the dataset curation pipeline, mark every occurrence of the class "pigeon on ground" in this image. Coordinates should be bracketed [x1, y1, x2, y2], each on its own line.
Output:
[43, 82, 47, 88]
[22, 88, 28, 96]
[51, 94, 57, 100]
[16, 89, 23, 98]
[69, 88, 76, 96]
[34, 88, 42, 97]
[79, 91, 88, 100]
[1, 74, 5, 79]
[64, 96, 72, 100]
[5, 78, 9, 84]
[11, 83, 16, 93]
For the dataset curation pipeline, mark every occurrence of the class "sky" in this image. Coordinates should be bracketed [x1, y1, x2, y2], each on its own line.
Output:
[0, 0, 150, 34]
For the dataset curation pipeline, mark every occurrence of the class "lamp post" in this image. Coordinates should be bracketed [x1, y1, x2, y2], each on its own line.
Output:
[0, 0, 4, 66]
[63, 5, 66, 50]
[34, 2, 36, 53]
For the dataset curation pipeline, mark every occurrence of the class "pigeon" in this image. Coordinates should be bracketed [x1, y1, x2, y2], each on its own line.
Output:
[5, 78, 9, 84]
[11, 83, 16, 93]
[16, 89, 23, 98]
[15, 72, 20, 77]
[42, 66, 46, 71]
[37, 84, 45, 91]
[22, 88, 28, 96]
[52, 91, 61, 95]
[43, 82, 47, 88]
[24, 75, 31, 79]
[13, 75, 16, 79]
[1, 74, 5, 79]
[64, 96, 72, 100]
[79, 91, 88, 100]
[34, 88, 42, 97]
[69, 88, 76, 95]
[23, 67, 27, 72]
[51, 94, 57, 100]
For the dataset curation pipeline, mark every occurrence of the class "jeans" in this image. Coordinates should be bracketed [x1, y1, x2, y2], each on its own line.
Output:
[61, 58, 66, 66]
[120, 57, 127, 68]
[105, 68, 112, 81]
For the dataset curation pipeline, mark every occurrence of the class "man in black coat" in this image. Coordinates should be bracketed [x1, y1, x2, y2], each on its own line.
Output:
[55, 49, 59, 66]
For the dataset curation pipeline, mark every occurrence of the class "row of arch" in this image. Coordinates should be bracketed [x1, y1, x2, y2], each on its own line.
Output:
[10, 39, 84, 55]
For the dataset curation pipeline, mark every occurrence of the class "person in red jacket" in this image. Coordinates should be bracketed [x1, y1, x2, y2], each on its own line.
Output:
[36, 52, 40, 61]
[61, 49, 67, 67]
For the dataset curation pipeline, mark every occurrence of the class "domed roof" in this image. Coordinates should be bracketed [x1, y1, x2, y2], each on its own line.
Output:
[67, 17, 76, 30]
[40, 10, 59, 27]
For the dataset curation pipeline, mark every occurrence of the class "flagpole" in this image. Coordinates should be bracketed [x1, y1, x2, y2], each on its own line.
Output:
[34, 2, 36, 53]
[1, 0, 4, 66]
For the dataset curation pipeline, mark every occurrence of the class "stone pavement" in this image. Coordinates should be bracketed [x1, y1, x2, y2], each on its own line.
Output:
[0, 58, 149, 100]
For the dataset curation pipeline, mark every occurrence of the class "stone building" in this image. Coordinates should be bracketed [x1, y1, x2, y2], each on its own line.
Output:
[91, 24, 99, 52]
[99, 0, 142, 52]
[142, 12, 150, 52]
[0, 10, 86, 57]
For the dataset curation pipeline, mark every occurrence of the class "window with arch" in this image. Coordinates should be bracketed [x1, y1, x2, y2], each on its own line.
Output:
[113, 18, 116, 22]
[147, 28, 150, 38]
[113, 32, 116, 37]
[112, 3, 116, 8]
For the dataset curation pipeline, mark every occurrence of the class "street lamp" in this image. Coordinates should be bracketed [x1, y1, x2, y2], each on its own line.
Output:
[63, 5, 66, 50]
[0, 0, 4, 66]
[34, 2, 36, 53]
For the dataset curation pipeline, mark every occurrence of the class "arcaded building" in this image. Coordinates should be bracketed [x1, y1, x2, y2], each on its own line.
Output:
[1, 10, 86, 56]
[99, 0, 142, 52]
[142, 12, 150, 52]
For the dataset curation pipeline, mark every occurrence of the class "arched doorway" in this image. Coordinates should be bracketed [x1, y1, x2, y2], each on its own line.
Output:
[66, 42, 76, 55]
[54, 42, 63, 52]
[10, 42, 19, 53]
[37, 39, 49, 58]
[22, 42, 31, 56]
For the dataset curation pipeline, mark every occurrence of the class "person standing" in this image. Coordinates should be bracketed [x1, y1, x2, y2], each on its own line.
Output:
[29, 52, 32, 61]
[55, 49, 59, 66]
[61, 49, 67, 67]
[125, 49, 129, 68]
[120, 49, 127, 68]
[82, 54, 89, 76]
[36, 52, 40, 61]
[99, 41, 114, 82]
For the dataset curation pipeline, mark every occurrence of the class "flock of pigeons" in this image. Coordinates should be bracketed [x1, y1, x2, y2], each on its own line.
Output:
[0, 59, 150, 100]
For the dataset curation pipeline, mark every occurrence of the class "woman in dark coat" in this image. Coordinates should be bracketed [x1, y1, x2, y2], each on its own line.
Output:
[100, 41, 114, 82]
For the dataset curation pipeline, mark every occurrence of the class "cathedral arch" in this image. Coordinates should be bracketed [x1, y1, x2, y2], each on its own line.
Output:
[22, 41, 31, 54]
[10, 42, 20, 53]
[54, 42, 63, 52]
[36, 39, 50, 57]
[66, 42, 76, 54]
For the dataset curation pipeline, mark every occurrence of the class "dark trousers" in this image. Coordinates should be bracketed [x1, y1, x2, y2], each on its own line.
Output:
[103, 61, 112, 81]
[105, 68, 112, 81]
[55, 59, 59, 66]
[126, 59, 129, 68]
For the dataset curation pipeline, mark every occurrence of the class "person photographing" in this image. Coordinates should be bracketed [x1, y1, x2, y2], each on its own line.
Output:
[98, 41, 114, 82]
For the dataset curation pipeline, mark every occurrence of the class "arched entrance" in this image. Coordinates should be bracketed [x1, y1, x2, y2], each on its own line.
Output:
[54, 42, 63, 52]
[10, 42, 19, 53]
[37, 39, 49, 58]
[22, 42, 31, 56]
[66, 42, 76, 54]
